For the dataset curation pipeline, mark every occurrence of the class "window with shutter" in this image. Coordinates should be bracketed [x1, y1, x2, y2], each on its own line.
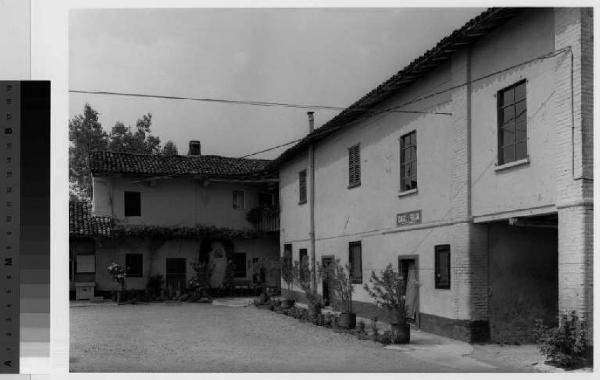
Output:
[299, 170, 307, 204]
[348, 144, 361, 188]
[400, 131, 417, 191]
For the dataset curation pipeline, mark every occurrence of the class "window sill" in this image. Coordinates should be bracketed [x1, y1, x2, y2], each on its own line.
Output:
[494, 157, 530, 172]
[298, 201, 307, 206]
[348, 182, 361, 189]
[398, 188, 418, 198]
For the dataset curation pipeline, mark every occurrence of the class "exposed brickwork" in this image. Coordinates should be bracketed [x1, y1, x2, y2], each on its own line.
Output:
[419, 313, 489, 343]
[554, 8, 594, 344]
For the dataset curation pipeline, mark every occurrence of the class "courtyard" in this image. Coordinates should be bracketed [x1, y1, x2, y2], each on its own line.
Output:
[70, 300, 556, 373]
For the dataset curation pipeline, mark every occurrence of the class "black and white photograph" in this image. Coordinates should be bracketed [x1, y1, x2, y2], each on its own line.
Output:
[64, 5, 594, 374]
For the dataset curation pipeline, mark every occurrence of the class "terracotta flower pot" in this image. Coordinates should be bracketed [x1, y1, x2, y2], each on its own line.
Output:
[338, 312, 357, 329]
[390, 323, 410, 344]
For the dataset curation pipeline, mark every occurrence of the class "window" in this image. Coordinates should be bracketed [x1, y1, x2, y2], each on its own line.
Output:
[259, 192, 274, 208]
[76, 254, 95, 274]
[233, 252, 247, 278]
[299, 248, 308, 281]
[126, 254, 143, 277]
[348, 144, 361, 188]
[233, 190, 245, 209]
[400, 131, 417, 191]
[498, 80, 527, 165]
[349, 241, 362, 284]
[435, 245, 451, 289]
[298, 170, 307, 204]
[124, 191, 141, 217]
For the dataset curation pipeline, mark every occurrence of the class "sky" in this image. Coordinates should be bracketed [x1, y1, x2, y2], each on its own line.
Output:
[69, 7, 485, 159]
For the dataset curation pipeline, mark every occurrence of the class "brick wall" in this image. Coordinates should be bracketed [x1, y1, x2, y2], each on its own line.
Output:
[554, 8, 594, 342]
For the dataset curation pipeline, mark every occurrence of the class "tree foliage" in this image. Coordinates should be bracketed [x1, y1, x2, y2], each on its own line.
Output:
[162, 140, 178, 155]
[363, 264, 407, 324]
[69, 104, 168, 200]
[329, 259, 355, 313]
[107, 113, 161, 154]
[69, 104, 108, 200]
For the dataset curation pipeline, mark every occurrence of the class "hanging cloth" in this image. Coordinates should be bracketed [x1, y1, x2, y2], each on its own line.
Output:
[404, 266, 418, 320]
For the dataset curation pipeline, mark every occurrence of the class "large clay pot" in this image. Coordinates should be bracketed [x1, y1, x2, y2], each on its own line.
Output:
[308, 303, 322, 320]
[390, 323, 410, 344]
[338, 312, 357, 329]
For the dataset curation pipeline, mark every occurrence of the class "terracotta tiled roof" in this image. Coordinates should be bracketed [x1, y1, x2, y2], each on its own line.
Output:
[89, 151, 276, 179]
[271, 7, 524, 167]
[69, 201, 113, 237]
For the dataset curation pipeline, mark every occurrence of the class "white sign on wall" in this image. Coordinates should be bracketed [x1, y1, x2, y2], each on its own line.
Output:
[396, 210, 422, 226]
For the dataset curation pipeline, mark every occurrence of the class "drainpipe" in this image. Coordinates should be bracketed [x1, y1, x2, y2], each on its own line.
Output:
[307, 112, 317, 292]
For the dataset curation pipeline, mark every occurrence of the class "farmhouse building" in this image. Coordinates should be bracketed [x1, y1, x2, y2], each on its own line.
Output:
[273, 8, 593, 343]
[69, 142, 280, 299]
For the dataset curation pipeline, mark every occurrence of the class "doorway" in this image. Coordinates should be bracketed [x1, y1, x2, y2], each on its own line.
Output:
[321, 256, 334, 307]
[165, 258, 187, 295]
[488, 219, 558, 343]
[398, 255, 419, 327]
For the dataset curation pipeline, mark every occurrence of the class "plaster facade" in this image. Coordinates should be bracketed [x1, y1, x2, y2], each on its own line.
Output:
[278, 8, 592, 343]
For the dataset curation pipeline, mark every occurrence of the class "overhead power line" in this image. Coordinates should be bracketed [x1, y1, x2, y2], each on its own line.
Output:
[71, 46, 571, 160]
[237, 46, 571, 159]
[69, 89, 452, 116]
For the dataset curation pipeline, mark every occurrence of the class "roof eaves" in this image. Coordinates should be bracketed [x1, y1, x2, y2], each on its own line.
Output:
[269, 7, 523, 169]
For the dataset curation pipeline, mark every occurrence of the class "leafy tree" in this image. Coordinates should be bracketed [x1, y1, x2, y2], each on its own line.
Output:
[69, 103, 108, 199]
[162, 140, 178, 155]
[107, 113, 161, 154]
[69, 105, 166, 200]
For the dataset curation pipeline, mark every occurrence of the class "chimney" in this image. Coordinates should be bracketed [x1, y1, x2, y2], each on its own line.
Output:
[188, 140, 201, 156]
[307, 111, 314, 133]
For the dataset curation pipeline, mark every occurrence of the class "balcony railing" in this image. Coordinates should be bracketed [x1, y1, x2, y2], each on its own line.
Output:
[248, 207, 280, 232]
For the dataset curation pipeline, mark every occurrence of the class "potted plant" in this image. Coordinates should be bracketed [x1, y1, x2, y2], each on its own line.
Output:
[107, 262, 126, 304]
[280, 253, 295, 309]
[294, 259, 322, 321]
[330, 259, 356, 329]
[363, 264, 410, 344]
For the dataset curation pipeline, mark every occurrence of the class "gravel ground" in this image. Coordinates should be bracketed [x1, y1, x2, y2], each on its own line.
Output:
[71, 302, 540, 372]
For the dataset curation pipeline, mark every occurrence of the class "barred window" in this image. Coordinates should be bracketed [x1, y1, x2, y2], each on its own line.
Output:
[233, 190, 245, 209]
[348, 144, 361, 188]
[126, 253, 143, 277]
[400, 131, 417, 191]
[498, 80, 527, 165]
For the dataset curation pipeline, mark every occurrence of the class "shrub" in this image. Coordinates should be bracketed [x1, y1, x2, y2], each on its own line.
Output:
[281, 254, 295, 300]
[294, 259, 322, 315]
[379, 330, 392, 345]
[370, 317, 379, 341]
[534, 311, 589, 368]
[356, 320, 366, 334]
[363, 264, 407, 325]
[146, 274, 164, 299]
[189, 259, 215, 297]
[328, 259, 354, 313]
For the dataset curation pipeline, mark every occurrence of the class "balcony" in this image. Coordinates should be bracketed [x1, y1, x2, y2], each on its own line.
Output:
[247, 207, 280, 233]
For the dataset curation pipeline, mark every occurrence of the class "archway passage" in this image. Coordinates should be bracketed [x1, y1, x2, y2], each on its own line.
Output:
[488, 215, 558, 344]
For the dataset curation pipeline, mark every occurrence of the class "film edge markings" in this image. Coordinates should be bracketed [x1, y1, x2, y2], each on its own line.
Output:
[0, 81, 51, 375]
